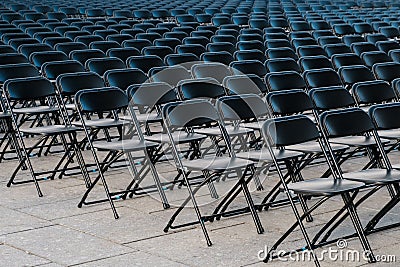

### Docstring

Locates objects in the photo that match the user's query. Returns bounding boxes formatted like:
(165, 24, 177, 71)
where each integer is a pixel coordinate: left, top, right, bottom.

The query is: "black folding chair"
(74, 87, 169, 219)
(162, 99, 264, 246)
(2, 76, 89, 196)
(261, 114, 374, 265)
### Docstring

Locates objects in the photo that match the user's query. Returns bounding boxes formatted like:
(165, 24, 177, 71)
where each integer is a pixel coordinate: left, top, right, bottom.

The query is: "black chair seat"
(144, 132, 206, 144)
(20, 125, 79, 135)
(73, 118, 124, 129)
(13, 106, 59, 115)
(330, 136, 389, 147)
(93, 139, 158, 152)
(286, 178, 364, 196)
(182, 157, 253, 172)
(236, 148, 302, 162)
(287, 141, 348, 153)
(343, 169, 400, 185)
(195, 125, 253, 136)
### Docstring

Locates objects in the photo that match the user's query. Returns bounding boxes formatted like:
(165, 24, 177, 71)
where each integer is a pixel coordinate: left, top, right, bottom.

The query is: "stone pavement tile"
(0, 206, 52, 236)
(0, 244, 50, 267)
(18, 198, 111, 221)
(34, 263, 64, 267)
(53, 207, 170, 244)
(2, 225, 134, 266)
(75, 251, 188, 267)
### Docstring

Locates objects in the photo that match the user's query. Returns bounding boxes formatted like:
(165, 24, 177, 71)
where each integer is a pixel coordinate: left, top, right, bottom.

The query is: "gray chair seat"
(343, 169, 400, 185)
(195, 125, 253, 136)
(20, 125, 79, 135)
(145, 131, 206, 144)
(377, 129, 400, 139)
(330, 136, 389, 147)
(13, 106, 58, 115)
(286, 178, 364, 196)
(93, 139, 158, 152)
(73, 118, 124, 129)
(121, 113, 162, 123)
(182, 156, 253, 172)
(287, 141, 348, 153)
(236, 148, 303, 162)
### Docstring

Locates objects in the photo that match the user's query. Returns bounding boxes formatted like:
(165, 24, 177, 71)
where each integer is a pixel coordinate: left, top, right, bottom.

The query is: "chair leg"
(342, 192, 376, 263)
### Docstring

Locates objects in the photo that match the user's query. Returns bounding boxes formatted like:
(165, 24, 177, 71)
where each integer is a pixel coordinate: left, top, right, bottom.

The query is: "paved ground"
(1, 147, 400, 267)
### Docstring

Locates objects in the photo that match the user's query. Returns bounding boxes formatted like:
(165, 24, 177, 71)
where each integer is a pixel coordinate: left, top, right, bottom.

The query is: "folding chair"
(361, 51, 391, 67)
(311, 107, 400, 246)
(162, 99, 264, 245)
(54, 42, 87, 56)
(260, 114, 375, 265)
(74, 87, 169, 219)
(2, 76, 89, 196)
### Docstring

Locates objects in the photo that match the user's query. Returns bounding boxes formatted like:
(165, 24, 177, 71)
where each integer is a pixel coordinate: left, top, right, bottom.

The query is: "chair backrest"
(0, 53, 29, 65)
(178, 78, 225, 100)
(267, 89, 313, 115)
(309, 86, 356, 111)
(265, 58, 301, 73)
(373, 62, 400, 82)
(266, 71, 306, 91)
(320, 108, 375, 137)
(262, 115, 320, 147)
(223, 74, 267, 95)
(4, 76, 55, 100)
(331, 53, 363, 69)
(0, 63, 40, 83)
(75, 87, 129, 113)
(57, 71, 105, 95)
(362, 51, 391, 67)
(338, 65, 376, 87)
(104, 68, 148, 91)
(191, 62, 232, 83)
(128, 82, 177, 107)
(299, 55, 333, 71)
(30, 51, 68, 68)
(217, 94, 269, 121)
(162, 99, 220, 128)
(352, 80, 397, 105)
(69, 49, 106, 65)
(369, 103, 400, 130)
(86, 57, 126, 76)
(42, 60, 85, 80)
(150, 65, 191, 87)
(126, 55, 165, 74)
(304, 68, 343, 89)
(230, 60, 267, 77)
